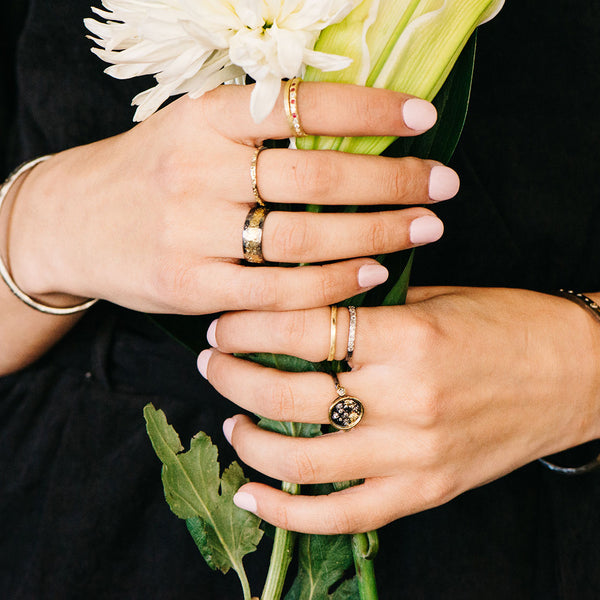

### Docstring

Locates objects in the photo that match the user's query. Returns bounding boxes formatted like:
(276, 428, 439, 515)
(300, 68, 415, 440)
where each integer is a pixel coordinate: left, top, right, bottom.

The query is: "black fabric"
(2, 1, 600, 598)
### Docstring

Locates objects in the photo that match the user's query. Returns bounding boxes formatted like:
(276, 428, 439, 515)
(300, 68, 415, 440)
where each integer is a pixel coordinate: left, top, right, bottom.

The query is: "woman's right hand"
(8, 82, 459, 315)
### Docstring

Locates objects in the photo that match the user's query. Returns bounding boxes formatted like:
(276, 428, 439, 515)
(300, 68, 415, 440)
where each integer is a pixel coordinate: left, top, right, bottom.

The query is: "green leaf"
(382, 249, 415, 307)
(384, 31, 477, 164)
(258, 417, 322, 439)
(285, 534, 357, 600)
(330, 579, 360, 600)
(143, 404, 263, 586)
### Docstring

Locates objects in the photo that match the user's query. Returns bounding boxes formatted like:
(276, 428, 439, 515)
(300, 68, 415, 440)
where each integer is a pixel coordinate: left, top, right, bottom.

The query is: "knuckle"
(411, 381, 444, 428)
(266, 377, 298, 421)
(274, 311, 308, 347)
(327, 505, 356, 535)
(418, 430, 446, 469)
(364, 216, 391, 254)
(292, 153, 337, 200)
(272, 502, 292, 531)
(420, 470, 458, 508)
(246, 273, 280, 310)
(316, 267, 340, 306)
(151, 259, 195, 311)
(268, 217, 314, 260)
(387, 157, 421, 200)
(403, 308, 443, 363)
(356, 96, 385, 132)
(154, 150, 193, 198)
(285, 447, 318, 484)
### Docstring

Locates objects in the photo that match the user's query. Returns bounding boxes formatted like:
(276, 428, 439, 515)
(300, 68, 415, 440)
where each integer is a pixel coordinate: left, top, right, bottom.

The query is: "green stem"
(235, 563, 253, 600)
(261, 482, 300, 600)
(352, 533, 379, 600)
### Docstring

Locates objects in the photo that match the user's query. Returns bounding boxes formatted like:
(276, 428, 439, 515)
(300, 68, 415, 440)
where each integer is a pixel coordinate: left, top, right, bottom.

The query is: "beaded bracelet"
(538, 290, 600, 475)
(0, 156, 98, 315)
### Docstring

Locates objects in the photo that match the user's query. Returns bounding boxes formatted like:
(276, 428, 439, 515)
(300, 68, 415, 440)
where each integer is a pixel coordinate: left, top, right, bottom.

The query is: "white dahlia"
(85, 0, 362, 123)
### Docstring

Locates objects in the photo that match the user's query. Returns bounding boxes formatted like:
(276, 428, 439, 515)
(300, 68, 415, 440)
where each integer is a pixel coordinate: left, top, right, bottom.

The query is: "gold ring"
(250, 145, 266, 205)
(346, 306, 357, 360)
(327, 305, 338, 361)
(328, 373, 364, 431)
(242, 204, 270, 264)
(284, 77, 306, 137)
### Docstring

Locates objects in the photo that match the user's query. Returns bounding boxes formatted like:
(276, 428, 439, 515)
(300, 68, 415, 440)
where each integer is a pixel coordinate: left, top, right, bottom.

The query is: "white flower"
(85, 0, 362, 122)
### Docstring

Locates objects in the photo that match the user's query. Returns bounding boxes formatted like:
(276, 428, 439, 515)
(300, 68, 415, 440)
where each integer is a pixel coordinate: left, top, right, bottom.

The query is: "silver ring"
(347, 306, 356, 360)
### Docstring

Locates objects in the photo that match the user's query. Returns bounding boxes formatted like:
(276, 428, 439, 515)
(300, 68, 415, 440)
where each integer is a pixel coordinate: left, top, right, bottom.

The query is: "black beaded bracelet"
(538, 290, 600, 475)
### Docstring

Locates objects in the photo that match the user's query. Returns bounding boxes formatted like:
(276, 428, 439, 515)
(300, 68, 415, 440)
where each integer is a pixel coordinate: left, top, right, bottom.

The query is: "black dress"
(2, 2, 600, 598)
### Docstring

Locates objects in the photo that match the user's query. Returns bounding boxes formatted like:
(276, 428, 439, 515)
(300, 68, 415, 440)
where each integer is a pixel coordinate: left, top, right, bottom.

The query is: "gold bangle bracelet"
(0, 156, 99, 315)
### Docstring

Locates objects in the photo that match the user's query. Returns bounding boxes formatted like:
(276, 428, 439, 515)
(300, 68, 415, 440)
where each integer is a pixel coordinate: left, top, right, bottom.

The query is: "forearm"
(0, 282, 83, 376)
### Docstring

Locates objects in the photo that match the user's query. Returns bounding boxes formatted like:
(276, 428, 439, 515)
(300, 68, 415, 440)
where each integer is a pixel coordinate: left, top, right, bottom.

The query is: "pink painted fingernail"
(403, 98, 437, 132)
(197, 349, 213, 379)
(429, 166, 460, 202)
(207, 318, 218, 347)
(358, 264, 389, 288)
(223, 417, 237, 444)
(410, 215, 444, 245)
(233, 491, 258, 513)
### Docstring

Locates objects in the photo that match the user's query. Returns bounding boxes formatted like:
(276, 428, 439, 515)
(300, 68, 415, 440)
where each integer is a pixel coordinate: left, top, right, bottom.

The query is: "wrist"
(561, 291, 600, 443)
(5, 154, 91, 306)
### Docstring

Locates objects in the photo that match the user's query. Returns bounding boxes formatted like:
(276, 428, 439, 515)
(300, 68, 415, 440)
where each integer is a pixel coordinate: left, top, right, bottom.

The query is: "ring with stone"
(284, 77, 306, 137)
(328, 373, 364, 431)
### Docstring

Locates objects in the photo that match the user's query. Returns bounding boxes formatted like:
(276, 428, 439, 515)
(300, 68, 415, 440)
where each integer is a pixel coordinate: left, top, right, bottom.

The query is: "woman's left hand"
(197, 287, 600, 534)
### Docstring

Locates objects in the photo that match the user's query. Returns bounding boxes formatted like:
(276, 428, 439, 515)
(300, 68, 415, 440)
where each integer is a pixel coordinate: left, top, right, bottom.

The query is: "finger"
(158, 259, 390, 314)
(209, 307, 343, 361)
(199, 350, 341, 423)
(222, 415, 402, 484)
(263, 208, 443, 263)
(206, 306, 404, 364)
(235, 148, 459, 206)
(202, 82, 438, 142)
(233, 478, 402, 535)
(219, 206, 444, 262)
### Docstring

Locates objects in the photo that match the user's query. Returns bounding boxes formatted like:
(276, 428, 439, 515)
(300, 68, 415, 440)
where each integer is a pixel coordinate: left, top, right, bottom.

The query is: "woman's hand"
(198, 287, 600, 534)
(7, 83, 458, 315)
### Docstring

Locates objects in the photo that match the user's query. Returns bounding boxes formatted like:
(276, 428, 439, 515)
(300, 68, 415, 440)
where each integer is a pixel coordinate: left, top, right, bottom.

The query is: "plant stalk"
(352, 533, 379, 600)
(260, 482, 300, 600)
(236, 565, 254, 600)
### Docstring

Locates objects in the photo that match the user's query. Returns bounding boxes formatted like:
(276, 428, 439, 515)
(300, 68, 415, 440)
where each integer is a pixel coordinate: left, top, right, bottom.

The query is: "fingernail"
(403, 98, 437, 132)
(233, 491, 258, 513)
(429, 166, 460, 202)
(410, 215, 444, 245)
(197, 349, 213, 379)
(207, 318, 218, 347)
(358, 264, 389, 288)
(223, 417, 237, 444)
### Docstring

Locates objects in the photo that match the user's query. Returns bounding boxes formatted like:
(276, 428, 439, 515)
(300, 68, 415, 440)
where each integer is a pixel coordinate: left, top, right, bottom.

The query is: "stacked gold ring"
(250, 145, 266, 205)
(284, 77, 306, 137)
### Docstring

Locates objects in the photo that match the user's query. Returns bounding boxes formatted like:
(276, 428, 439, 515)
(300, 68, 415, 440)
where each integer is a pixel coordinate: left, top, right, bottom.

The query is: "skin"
(200, 287, 600, 535)
(0, 82, 457, 375)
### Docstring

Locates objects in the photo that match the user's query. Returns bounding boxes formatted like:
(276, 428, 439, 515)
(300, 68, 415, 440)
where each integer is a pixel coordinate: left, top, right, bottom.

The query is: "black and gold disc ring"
(328, 373, 364, 431)
(242, 204, 270, 264)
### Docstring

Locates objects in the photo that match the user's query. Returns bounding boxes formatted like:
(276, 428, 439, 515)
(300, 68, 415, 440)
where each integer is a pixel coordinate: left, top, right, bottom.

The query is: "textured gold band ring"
(250, 145, 266, 205)
(242, 204, 270, 264)
(284, 77, 306, 137)
(328, 373, 364, 431)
